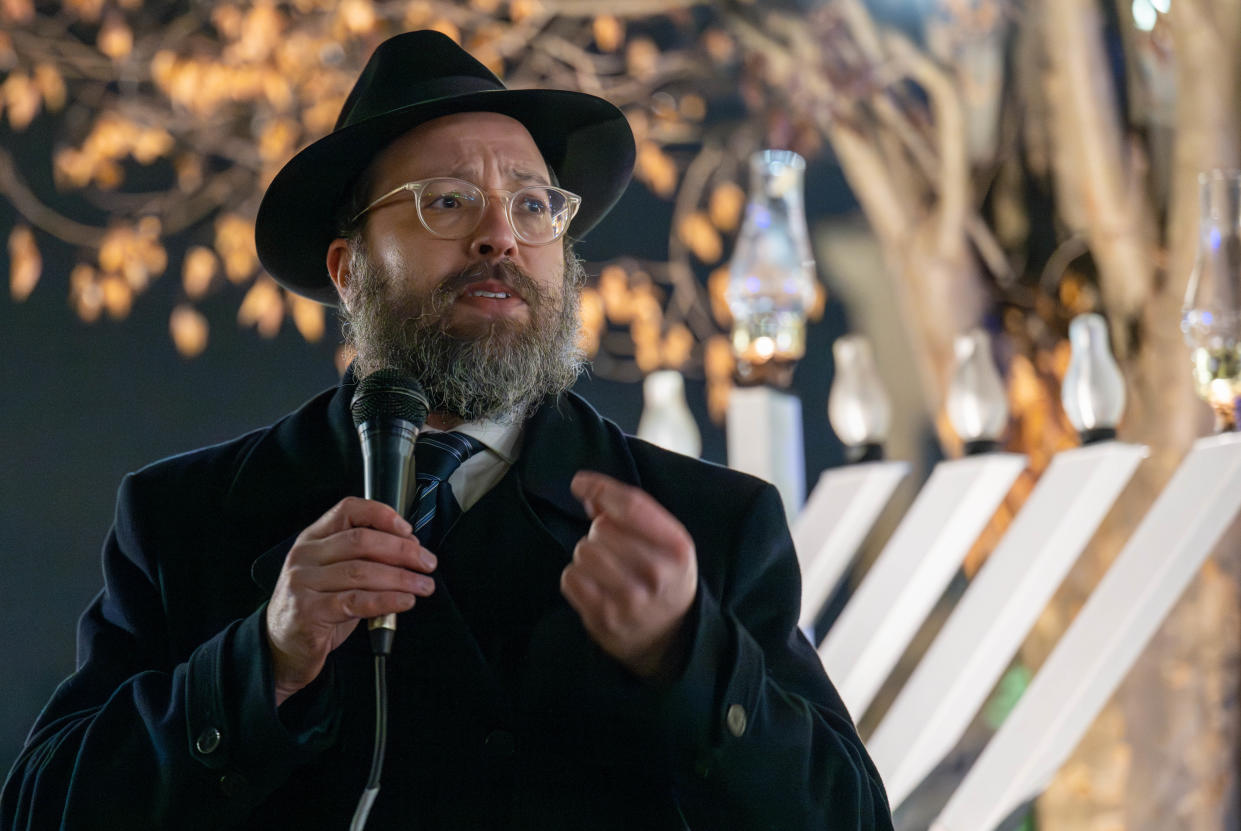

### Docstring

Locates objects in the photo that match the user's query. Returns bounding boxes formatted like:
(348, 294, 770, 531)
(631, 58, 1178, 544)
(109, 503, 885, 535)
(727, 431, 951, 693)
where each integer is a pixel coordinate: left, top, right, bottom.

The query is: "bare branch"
(0, 147, 105, 248)
(886, 31, 969, 261)
(666, 142, 726, 342)
(1043, 0, 1155, 321)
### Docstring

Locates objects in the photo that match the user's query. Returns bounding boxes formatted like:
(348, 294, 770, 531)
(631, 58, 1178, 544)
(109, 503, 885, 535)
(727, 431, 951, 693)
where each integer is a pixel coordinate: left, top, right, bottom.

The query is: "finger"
(560, 563, 605, 621)
(301, 497, 413, 542)
(570, 471, 689, 548)
(327, 588, 422, 624)
(575, 529, 662, 594)
(298, 559, 436, 597)
(572, 535, 656, 595)
(297, 527, 437, 572)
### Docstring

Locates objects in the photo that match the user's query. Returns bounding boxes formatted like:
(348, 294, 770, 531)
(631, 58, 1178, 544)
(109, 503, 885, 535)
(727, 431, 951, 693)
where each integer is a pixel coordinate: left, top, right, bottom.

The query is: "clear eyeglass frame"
(350, 177, 582, 246)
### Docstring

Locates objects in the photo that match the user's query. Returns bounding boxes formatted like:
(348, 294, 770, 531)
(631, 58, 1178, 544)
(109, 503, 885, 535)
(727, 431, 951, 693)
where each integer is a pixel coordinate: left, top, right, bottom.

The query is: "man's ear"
(326, 238, 352, 306)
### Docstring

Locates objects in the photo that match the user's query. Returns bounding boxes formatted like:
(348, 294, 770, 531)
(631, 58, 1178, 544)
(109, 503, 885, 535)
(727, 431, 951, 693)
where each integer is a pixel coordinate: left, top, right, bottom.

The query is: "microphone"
(350, 368, 429, 655)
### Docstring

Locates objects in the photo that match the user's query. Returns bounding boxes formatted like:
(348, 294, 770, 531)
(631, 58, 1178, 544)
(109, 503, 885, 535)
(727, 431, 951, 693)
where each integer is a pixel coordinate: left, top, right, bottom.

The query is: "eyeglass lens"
(417, 178, 573, 243)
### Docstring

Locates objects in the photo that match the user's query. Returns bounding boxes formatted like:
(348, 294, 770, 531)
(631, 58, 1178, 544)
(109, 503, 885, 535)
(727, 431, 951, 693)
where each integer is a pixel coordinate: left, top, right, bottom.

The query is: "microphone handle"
(356, 417, 419, 652)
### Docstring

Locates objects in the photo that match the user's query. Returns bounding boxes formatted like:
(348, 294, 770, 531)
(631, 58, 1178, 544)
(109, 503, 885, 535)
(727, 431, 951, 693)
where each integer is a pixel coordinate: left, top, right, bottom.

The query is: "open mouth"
(456, 279, 525, 304)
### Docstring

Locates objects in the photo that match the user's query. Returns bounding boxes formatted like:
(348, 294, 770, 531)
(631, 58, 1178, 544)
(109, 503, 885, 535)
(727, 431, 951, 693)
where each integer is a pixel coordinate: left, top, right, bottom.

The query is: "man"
(2, 31, 892, 830)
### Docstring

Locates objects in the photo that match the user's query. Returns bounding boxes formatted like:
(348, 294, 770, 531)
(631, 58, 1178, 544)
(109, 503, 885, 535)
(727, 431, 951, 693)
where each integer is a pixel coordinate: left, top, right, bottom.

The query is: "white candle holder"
(793, 460, 909, 637)
(870, 441, 1148, 807)
(818, 452, 1027, 717)
(932, 432, 1241, 831)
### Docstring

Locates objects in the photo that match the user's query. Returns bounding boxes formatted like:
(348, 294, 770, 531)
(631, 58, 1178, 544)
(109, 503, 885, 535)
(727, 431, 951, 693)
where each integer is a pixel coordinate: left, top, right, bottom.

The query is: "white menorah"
(727, 389, 1241, 831)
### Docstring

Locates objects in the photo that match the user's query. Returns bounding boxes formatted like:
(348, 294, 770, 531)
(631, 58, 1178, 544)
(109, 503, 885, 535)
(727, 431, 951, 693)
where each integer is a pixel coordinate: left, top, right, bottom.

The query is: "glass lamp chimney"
(946, 328, 1009, 452)
(726, 150, 818, 384)
(828, 335, 892, 462)
(1182, 169, 1241, 430)
(1061, 313, 1126, 442)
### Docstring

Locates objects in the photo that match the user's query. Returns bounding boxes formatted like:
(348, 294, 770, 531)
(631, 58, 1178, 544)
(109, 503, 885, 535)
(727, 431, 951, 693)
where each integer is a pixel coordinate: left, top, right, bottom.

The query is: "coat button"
(483, 729, 515, 758)
(195, 727, 221, 754)
(726, 704, 747, 738)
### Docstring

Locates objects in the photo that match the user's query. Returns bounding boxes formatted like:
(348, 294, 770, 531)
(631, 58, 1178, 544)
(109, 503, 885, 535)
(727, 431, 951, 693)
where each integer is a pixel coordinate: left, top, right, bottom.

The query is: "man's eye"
(428, 192, 470, 209)
(519, 194, 550, 214)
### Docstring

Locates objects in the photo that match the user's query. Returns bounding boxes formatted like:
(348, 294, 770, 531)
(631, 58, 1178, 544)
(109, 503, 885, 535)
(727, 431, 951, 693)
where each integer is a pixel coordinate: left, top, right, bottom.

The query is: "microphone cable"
(349, 628, 393, 831)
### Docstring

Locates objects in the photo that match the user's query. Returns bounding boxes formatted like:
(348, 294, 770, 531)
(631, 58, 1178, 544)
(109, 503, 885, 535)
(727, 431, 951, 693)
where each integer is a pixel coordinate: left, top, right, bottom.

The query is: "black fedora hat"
(255, 30, 635, 304)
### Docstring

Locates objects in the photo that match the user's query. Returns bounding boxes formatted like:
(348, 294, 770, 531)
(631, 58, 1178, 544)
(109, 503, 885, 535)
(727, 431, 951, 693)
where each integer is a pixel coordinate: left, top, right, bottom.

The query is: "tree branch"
(0, 147, 105, 247)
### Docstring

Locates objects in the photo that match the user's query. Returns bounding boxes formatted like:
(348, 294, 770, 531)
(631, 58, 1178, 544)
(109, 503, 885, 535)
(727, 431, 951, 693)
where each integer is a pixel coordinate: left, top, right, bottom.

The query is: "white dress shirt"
(415, 419, 524, 513)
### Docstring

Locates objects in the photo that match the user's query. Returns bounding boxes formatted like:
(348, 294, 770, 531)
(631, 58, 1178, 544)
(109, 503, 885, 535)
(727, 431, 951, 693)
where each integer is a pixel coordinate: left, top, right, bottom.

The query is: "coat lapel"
(241, 375, 363, 597)
(516, 391, 643, 555)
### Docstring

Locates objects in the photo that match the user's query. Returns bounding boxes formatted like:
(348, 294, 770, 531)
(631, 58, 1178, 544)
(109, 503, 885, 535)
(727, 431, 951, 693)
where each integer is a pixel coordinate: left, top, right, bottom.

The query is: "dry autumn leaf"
(509, 0, 540, 25)
(92, 158, 123, 189)
(175, 153, 204, 193)
(70, 263, 104, 323)
(132, 127, 174, 164)
(235, 3, 284, 61)
(593, 15, 624, 53)
(100, 273, 133, 318)
(170, 304, 209, 358)
(704, 334, 735, 381)
(33, 63, 65, 111)
(290, 294, 325, 341)
(258, 119, 298, 162)
(182, 246, 218, 299)
(703, 28, 735, 64)
(708, 265, 732, 327)
(215, 214, 258, 283)
(625, 37, 659, 82)
(1, 0, 33, 24)
(708, 181, 745, 233)
(403, 0, 434, 28)
(578, 287, 605, 357)
(677, 211, 723, 263)
(598, 264, 633, 324)
(661, 323, 694, 370)
(339, 0, 377, 35)
(4, 71, 39, 130)
(8, 225, 40, 301)
(238, 278, 284, 337)
(680, 93, 707, 122)
(635, 141, 677, 198)
(97, 13, 133, 60)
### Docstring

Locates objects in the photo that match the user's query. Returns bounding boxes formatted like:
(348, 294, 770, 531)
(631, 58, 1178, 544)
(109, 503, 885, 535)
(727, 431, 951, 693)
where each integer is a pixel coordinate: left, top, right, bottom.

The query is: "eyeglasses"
(351, 177, 582, 246)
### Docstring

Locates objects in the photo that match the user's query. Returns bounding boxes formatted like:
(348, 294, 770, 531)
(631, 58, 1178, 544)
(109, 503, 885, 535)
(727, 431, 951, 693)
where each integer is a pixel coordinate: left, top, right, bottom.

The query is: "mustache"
(432, 261, 543, 306)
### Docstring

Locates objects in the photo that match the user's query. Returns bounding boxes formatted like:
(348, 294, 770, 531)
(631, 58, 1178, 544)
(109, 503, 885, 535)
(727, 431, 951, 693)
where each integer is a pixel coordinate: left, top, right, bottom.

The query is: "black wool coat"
(2, 379, 892, 830)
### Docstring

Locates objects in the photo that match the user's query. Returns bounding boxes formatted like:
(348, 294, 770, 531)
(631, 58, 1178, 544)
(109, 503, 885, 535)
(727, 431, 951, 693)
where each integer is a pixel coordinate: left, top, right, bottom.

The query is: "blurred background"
(2, 1, 1238, 828)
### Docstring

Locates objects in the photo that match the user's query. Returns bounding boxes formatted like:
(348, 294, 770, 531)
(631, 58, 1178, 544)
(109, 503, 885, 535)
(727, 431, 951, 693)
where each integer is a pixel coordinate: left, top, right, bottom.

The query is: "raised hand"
(561, 471, 698, 681)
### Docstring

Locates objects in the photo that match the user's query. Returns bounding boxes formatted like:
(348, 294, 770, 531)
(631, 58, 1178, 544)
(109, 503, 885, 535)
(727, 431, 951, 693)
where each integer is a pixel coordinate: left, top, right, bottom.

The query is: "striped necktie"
(412, 431, 486, 548)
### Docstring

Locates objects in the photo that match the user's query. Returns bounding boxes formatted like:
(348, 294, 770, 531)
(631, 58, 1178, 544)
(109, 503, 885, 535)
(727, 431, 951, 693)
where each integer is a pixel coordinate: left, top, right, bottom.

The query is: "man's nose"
(469, 196, 519, 260)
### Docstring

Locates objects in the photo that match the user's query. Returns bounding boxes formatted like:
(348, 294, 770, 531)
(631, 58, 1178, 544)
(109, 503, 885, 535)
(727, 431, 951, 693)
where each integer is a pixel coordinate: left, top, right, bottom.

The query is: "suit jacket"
(2, 378, 892, 830)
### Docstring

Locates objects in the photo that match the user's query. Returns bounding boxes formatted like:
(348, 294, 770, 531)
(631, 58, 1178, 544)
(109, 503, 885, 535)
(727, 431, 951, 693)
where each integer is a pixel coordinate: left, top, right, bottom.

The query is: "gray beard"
(339, 243, 587, 423)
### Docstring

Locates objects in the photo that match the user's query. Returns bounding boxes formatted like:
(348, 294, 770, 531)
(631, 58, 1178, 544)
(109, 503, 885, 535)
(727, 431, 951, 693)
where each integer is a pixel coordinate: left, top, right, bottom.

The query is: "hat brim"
(256, 88, 635, 305)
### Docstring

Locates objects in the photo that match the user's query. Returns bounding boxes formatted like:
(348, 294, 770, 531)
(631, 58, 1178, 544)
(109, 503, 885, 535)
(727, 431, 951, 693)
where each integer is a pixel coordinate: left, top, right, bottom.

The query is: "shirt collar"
(421, 418, 523, 465)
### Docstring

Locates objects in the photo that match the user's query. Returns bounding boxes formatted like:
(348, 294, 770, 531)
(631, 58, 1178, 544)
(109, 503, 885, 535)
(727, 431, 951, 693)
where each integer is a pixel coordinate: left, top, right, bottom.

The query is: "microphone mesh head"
(350, 368, 429, 428)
